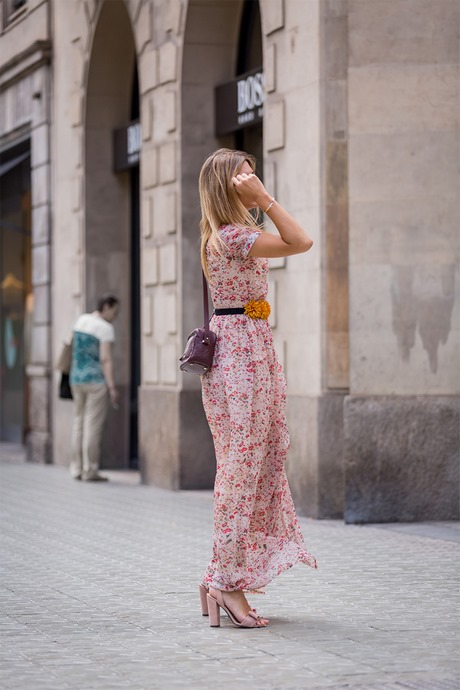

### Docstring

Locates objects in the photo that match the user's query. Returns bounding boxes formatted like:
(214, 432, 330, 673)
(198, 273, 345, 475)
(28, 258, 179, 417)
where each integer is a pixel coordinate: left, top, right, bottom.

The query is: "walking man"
(69, 294, 119, 481)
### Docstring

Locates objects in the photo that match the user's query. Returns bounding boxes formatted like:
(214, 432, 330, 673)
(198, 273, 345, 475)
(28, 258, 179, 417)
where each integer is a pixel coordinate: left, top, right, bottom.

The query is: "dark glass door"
(129, 165, 140, 469)
(129, 64, 140, 469)
(0, 147, 31, 443)
(235, 0, 263, 180)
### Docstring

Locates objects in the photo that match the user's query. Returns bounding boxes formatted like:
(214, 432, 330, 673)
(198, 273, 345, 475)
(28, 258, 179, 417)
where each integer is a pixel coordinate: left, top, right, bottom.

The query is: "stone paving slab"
(0, 459, 459, 690)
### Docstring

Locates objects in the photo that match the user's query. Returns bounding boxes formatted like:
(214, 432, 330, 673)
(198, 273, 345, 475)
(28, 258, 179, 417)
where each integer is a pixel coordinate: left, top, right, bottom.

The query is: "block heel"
(198, 584, 209, 616)
(206, 593, 221, 627)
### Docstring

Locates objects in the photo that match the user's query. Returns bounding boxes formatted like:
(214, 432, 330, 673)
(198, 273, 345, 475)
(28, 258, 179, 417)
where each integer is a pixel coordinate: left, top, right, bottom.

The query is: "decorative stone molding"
(70, 256, 82, 297)
(143, 338, 159, 383)
(264, 160, 277, 198)
(165, 292, 177, 335)
(159, 141, 176, 183)
(32, 245, 50, 285)
(152, 184, 177, 236)
(71, 178, 82, 212)
(159, 242, 176, 283)
(84, 0, 99, 26)
(31, 123, 49, 167)
(265, 99, 284, 151)
(142, 196, 153, 238)
(140, 48, 157, 93)
(135, 1, 153, 54)
(142, 95, 153, 141)
(142, 294, 153, 335)
(165, 190, 177, 234)
(0, 40, 51, 90)
(160, 343, 177, 384)
(33, 285, 50, 325)
(32, 205, 50, 245)
(31, 165, 49, 208)
(265, 43, 276, 93)
(142, 145, 157, 188)
(143, 247, 158, 286)
(130, 0, 143, 24)
(263, 0, 284, 36)
(70, 90, 83, 127)
(164, 0, 182, 35)
(159, 41, 177, 84)
(164, 90, 176, 132)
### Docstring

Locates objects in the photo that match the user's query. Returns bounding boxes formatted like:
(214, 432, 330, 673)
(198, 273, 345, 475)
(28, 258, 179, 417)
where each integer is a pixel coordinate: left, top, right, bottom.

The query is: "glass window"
(0, 144, 31, 443)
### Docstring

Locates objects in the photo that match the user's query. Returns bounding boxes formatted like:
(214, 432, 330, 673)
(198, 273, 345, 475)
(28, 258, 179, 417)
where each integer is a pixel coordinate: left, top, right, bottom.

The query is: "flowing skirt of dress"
(201, 314, 317, 592)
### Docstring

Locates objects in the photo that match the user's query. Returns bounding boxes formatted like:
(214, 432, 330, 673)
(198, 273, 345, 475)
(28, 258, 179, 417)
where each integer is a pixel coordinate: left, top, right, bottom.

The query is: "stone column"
(0, 0, 52, 462)
(262, 0, 346, 519)
(345, 0, 460, 522)
(27, 60, 53, 462)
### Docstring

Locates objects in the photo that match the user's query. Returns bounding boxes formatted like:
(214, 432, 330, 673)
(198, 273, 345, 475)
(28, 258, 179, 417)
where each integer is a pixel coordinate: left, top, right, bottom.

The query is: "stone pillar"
(27, 61, 53, 462)
(262, 0, 346, 518)
(345, 0, 460, 522)
(53, 0, 139, 469)
(138, 0, 214, 488)
(52, 0, 92, 467)
(0, 1, 52, 462)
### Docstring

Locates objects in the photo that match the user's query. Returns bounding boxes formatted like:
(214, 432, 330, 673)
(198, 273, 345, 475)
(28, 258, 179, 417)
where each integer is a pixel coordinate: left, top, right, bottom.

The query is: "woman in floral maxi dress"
(199, 149, 317, 629)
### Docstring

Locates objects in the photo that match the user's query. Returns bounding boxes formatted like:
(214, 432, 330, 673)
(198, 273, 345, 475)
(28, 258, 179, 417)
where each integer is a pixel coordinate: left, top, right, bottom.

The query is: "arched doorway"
(178, 0, 264, 486)
(85, 0, 140, 469)
(181, 0, 264, 334)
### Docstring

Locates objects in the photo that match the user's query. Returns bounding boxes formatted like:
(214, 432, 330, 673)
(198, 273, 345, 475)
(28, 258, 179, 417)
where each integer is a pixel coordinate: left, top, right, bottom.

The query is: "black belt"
(214, 308, 245, 315)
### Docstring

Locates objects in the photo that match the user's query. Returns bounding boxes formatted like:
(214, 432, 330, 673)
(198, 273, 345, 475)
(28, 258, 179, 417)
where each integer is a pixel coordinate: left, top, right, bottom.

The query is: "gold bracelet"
(264, 197, 275, 214)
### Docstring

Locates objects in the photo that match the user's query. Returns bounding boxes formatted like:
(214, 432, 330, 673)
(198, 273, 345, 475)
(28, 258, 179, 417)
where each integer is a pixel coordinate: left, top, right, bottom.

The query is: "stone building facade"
(1, 0, 458, 522)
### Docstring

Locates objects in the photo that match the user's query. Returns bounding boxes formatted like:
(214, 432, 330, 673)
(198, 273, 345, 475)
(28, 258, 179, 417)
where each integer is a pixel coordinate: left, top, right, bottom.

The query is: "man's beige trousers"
(70, 383, 108, 480)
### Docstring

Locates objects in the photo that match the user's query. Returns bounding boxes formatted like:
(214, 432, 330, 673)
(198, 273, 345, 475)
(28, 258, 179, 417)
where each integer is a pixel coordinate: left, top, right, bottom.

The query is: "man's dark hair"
(97, 294, 119, 312)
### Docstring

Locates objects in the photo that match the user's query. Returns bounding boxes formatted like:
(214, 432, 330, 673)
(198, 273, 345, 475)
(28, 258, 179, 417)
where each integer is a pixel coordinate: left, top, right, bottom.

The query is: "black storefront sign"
(113, 120, 141, 172)
(215, 68, 264, 136)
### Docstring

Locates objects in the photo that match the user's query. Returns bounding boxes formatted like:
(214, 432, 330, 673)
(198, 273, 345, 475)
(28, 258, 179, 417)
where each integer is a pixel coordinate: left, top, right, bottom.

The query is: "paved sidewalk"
(0, 459, 459, 690)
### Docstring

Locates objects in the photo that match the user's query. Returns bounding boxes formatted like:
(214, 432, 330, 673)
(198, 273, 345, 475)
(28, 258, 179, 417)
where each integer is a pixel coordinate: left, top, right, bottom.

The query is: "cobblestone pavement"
(0, 457, 459, 690)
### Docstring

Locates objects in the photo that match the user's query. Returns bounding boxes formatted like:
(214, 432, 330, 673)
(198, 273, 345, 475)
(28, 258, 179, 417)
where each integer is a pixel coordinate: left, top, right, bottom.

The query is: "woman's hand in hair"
(231, 169, 272, 211)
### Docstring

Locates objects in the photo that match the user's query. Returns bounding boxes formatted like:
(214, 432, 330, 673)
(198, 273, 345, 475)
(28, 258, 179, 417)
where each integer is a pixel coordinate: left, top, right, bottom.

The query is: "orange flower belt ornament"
(244, 299, 271, 320)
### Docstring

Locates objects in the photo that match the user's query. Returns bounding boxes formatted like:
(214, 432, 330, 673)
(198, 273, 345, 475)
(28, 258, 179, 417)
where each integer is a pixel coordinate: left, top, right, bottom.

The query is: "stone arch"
(84, 0, 139, 467)
(167, 0, 264, 489)
(180, 0, 264, 353)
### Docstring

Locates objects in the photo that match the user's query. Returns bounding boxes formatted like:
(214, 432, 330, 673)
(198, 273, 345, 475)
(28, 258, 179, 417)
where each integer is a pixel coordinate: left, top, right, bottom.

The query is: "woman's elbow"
(299, 236, 313, 253)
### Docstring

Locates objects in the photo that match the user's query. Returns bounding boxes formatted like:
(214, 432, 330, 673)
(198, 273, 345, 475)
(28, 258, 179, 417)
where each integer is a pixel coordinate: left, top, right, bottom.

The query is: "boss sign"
(237, 72, 264, 125)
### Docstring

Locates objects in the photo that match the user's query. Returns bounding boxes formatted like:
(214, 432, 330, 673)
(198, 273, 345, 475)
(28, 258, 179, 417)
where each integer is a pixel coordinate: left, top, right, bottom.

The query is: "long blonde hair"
(199, 148, 261, 279)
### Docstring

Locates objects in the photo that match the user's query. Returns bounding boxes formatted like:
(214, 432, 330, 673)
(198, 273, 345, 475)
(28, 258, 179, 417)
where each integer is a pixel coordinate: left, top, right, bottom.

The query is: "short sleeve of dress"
(220, 225, 260, 259)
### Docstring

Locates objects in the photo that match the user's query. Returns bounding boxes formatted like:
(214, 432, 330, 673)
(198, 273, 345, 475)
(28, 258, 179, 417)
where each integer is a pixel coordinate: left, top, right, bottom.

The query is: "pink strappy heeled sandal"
(198, 584, 263, 619)
(206, 589, 268, 628)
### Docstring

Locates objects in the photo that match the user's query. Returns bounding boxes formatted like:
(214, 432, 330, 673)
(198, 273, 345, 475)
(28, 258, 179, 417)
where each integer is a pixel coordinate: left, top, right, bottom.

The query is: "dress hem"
(203, 551, 317, 593)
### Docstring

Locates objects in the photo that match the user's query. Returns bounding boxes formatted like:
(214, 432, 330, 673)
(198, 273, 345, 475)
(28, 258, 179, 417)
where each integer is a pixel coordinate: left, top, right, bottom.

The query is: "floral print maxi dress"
(201, 225, 317, 593)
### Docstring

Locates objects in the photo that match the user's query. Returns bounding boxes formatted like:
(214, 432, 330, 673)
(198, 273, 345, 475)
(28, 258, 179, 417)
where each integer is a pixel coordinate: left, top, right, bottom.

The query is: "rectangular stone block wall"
(344, 396, 460, 523)
(348, 0, 460, 395)
(345, 0, 460, 521)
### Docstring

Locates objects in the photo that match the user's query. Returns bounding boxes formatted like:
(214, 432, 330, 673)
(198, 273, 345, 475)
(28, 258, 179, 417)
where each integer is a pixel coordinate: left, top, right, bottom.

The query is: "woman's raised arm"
(231, 172, 313, 258)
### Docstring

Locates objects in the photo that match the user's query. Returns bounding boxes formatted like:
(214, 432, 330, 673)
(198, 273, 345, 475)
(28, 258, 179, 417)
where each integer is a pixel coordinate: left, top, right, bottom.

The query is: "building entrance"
(0, 141, 31, 443)
(214, 0, 263, 176)
(128, 68, 140, 470)
(85, 0, 139, 469)
(235, 0, 263, 177)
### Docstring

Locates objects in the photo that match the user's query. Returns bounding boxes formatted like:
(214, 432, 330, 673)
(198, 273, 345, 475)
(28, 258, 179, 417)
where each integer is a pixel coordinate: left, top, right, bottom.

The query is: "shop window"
(0, 140, 32, 443)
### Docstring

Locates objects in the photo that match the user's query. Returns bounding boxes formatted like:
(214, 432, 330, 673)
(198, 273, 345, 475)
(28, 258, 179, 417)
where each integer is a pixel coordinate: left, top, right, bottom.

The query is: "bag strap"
(202, 271, 210, 328)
